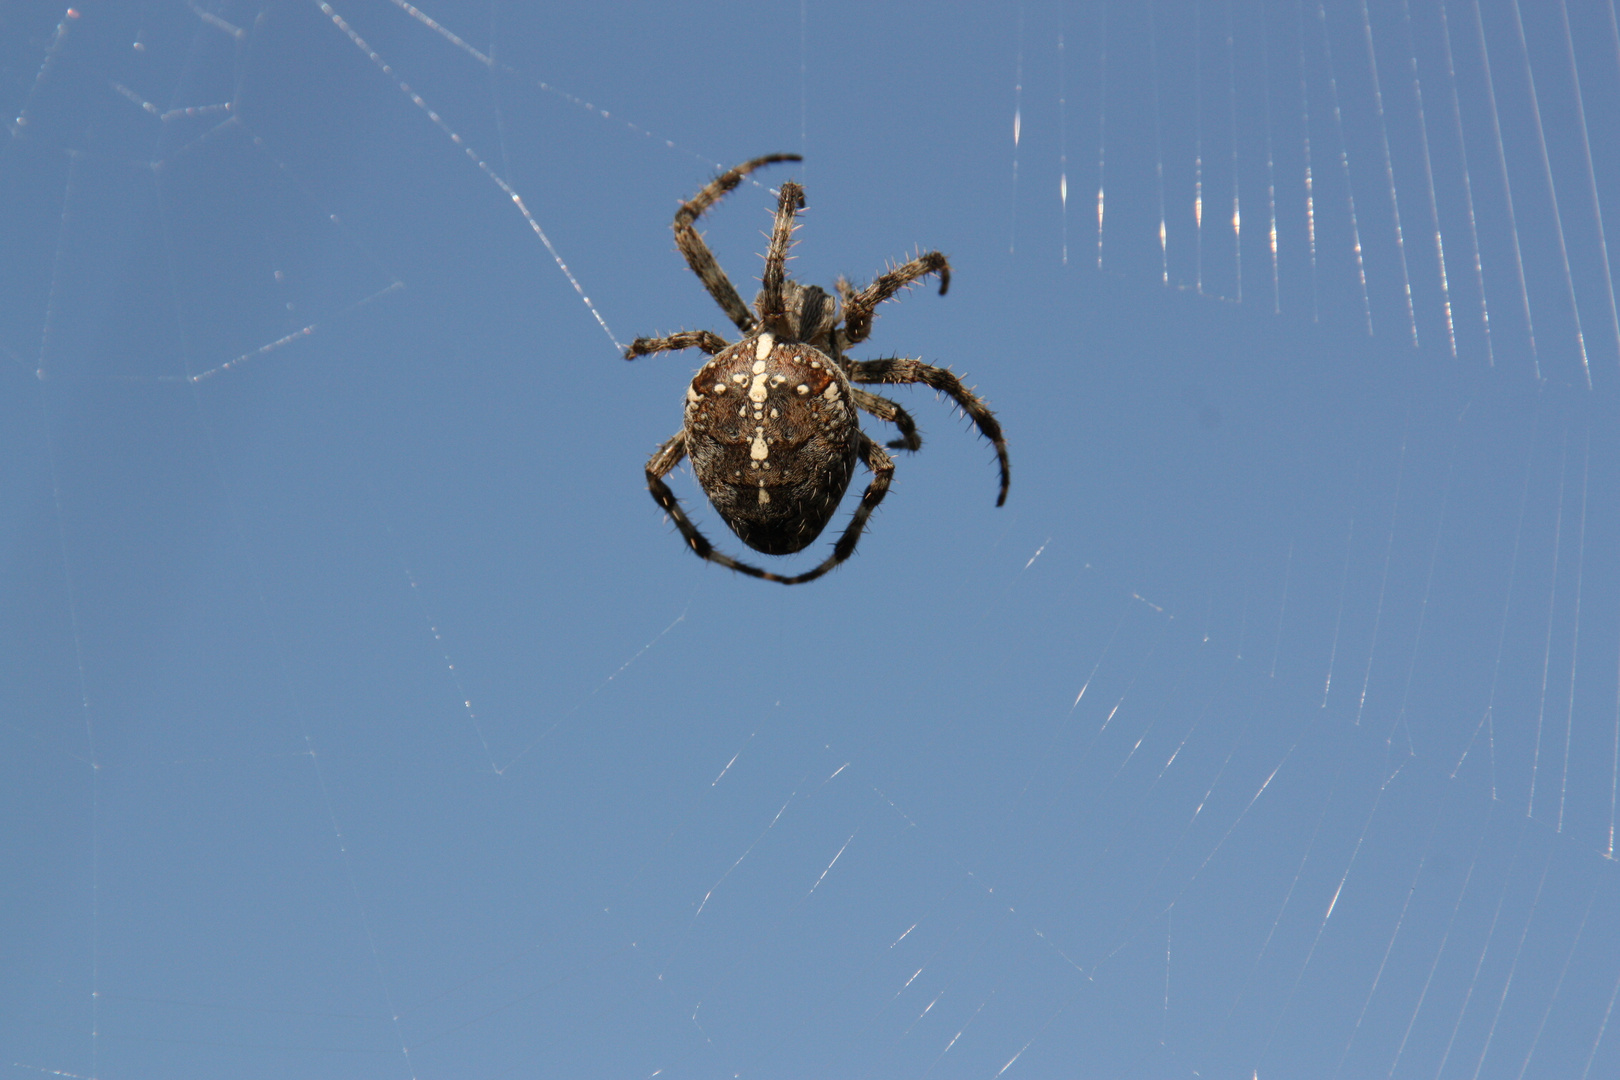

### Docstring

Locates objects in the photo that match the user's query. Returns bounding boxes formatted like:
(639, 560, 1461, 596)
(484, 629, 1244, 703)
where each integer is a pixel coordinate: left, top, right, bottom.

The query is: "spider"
(626, 154, 1010, 585)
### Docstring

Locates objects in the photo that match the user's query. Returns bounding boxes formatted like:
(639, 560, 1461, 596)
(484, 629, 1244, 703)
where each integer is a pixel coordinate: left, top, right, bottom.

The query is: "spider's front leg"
(674, 154, 801, 334)
(624, 330, 730, 360)
(847, 357, 1009, 506)
(840, 252, 952, 346)
(757, 180, 806, 337)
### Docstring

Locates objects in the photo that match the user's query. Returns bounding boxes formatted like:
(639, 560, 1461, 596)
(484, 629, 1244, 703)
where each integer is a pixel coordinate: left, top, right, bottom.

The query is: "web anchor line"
(384, 0, 767, 187)
(316, 1, 623, 354)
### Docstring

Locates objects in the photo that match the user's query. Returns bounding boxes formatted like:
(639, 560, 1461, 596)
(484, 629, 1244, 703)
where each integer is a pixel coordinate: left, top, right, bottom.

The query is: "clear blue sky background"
(4, 2, 1620, 1077)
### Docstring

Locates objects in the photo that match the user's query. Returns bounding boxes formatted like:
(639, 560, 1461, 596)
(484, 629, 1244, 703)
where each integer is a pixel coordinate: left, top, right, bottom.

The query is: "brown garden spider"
(627, 154, 1010, 585)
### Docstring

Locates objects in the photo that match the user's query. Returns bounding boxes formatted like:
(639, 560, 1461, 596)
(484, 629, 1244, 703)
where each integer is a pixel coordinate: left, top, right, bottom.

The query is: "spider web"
(4, 2, 1620, 1078)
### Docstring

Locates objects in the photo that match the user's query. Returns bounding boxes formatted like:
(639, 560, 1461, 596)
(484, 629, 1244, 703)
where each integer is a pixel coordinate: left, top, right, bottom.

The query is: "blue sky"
(4, 2, 1620, 1077)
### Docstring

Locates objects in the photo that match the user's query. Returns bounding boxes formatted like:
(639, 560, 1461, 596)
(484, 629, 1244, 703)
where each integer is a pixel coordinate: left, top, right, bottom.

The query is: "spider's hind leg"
(645, 430, 794, 583)
(644, 430, 895, 586)
(773, 432, 896, 585)
(851, 388, 922, 452)
(847, 357, 1009, 506)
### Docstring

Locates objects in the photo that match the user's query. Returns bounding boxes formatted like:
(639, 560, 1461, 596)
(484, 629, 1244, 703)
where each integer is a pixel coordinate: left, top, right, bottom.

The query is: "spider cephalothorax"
(628, 154, 1010, 585)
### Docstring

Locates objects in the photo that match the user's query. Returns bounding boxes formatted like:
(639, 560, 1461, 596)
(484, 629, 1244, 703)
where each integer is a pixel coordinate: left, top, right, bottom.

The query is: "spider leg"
(840, 252, 951, 346)
(646, 430, 894, 585)
(624, 330, 730, 360)
(674, 154, 801, 334)
(851, 387, 922, 451)
(757, 181, 805, 337)
(846, 357, 1009, 506)
(645, 430, 785, 580)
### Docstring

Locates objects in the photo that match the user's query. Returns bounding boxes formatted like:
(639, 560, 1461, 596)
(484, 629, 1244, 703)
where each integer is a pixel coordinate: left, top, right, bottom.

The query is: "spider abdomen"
(684, 335, 859, 555)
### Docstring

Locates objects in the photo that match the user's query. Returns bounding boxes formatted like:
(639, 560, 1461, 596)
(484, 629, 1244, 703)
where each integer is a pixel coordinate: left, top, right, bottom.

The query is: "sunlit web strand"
(1581, 958, 1620, 1078)
(1203, 725, 1351, 1066)
(1322, 509, 1356, 709)
(1150, 0, 1168, 286)
(1296, 0, 1320, 321)
(1507, 0, 1590, 388)
(1328, 784, 1452, 1080)
(496, 592, 692, 775)
(34, 149, 101, 1077)
(1561, 0, 1620, 370)
(1613, 483, 1620, 857)
(1091, 672, 1315, 975)
(1355, 420, 1410, 727)
(1463, 841, 1555, 1080)
(1514, 884, 1598, 1078)
(97, 116, 409, 384)
(1358, 0, 1418, 348)
(1469, 0, 1539, 379)
(1095, 3, 1107, 271)
(1389, 410, 1462, 753)
(1223, 0, 1240, 304)
(5, 6, 78, 142)
(1526, 428, 1569, 822)
(1057, 12, 1067, 266)
(1010, 3, 1023, 255)
(375, 502, 502, 776)
(1261, 3, 1280, 312)
(188, 1, 247, 41)
(1254, 755, 1412, 1075)
(1078, 648, 1233, 904)
(1429, 818, 1528, 1080)
(1009, 619, 1189, 926)
(1455, 397, 1541, 796)
(384, 0, 781, 192)
(314, 1, 624, 354)
(1315, 2, 1373, 336)
(1383, 798, 1496, 1079)
(1556, 432, 1589, 834)
(864, 782, 1093, 984)
(1438, 0, 1494, 365)
(1194, 0, 1204, 295)
(1398, 0, 1459, 359)
(187, 282, 404, 384)
(154, 171, 421, 1080)
(1269, 538, 1293, 677)
(485, 7, 516, 198)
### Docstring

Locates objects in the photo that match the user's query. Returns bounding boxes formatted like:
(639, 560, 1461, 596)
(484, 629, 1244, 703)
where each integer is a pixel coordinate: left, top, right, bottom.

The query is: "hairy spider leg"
(757, 181, 806, 337)
(645, 429, 896, 585)
(674, 154, 802, 334)
(839, 251, 952, 346)
(849, 387, 923, 451)
(846, 357, 1010, 505)
(623, 329, 730, 360)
